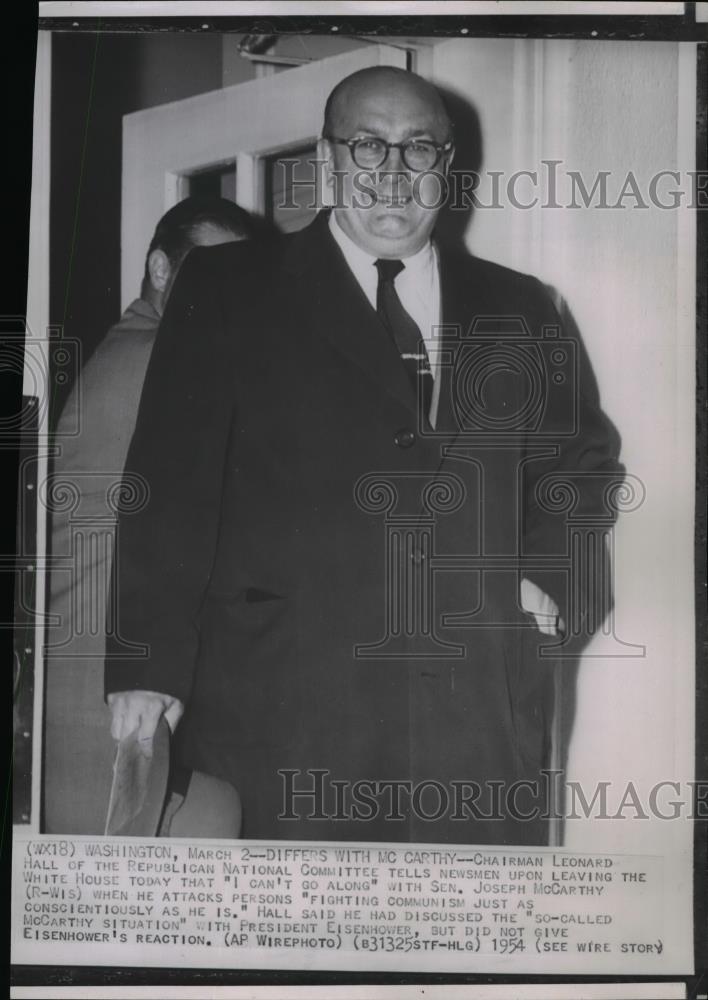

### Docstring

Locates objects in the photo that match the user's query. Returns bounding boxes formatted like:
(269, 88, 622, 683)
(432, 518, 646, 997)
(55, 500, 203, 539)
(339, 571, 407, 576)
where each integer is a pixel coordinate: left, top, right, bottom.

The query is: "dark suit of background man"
(106, 67, 623, 844)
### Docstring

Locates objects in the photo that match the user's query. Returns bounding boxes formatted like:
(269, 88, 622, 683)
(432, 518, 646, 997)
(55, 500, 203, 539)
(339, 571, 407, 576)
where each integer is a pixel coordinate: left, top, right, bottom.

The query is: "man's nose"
(376, 146, 412, 190)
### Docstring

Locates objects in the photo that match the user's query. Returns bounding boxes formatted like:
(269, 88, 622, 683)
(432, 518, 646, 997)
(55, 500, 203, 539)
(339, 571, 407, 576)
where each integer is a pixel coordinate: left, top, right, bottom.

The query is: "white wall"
(431, 38, 695, 855)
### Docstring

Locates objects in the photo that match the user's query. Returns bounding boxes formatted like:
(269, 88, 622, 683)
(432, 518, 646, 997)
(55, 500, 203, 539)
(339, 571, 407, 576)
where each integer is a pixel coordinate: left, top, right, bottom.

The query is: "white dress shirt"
(328, 211, 442, 426)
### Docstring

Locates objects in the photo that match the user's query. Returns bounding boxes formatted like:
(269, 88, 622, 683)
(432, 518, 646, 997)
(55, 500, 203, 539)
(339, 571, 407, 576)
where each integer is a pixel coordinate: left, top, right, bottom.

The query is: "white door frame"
(121, 43, 406, 308)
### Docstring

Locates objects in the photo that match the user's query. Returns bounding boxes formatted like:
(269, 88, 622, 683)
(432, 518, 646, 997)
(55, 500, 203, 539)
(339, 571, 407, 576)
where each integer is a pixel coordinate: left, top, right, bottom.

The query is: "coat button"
(394, 428, 416, 448)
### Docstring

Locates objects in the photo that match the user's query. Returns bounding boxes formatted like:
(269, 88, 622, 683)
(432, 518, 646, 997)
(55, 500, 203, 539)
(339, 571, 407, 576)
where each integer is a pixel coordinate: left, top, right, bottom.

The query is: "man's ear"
(443, 144, 455, 175)
(317, 136, 334, 171)
(147, 249, 172, 294)
(317, 137, 336, 207)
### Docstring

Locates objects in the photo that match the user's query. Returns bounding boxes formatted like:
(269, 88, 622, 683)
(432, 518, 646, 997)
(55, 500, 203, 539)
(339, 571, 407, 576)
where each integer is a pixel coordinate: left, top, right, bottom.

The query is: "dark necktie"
(375, 258, 433, 419)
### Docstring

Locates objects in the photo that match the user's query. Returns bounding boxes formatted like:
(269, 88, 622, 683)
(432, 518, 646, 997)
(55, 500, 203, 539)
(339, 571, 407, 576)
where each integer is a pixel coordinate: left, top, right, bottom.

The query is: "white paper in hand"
(104, 714, 170, 836)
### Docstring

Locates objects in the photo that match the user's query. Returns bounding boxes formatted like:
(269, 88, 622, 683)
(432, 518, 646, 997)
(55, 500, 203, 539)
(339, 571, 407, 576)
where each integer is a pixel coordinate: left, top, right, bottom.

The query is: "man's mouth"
(375, 195, 412, 209)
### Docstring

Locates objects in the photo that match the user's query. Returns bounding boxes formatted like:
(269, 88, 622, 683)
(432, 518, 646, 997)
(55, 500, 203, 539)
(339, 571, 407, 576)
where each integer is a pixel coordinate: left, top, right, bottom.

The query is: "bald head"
(323, 66, 451, 142)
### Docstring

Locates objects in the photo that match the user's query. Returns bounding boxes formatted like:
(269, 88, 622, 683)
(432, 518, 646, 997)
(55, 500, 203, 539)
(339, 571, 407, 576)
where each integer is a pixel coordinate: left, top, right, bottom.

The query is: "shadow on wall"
(434, 85, 483, 256)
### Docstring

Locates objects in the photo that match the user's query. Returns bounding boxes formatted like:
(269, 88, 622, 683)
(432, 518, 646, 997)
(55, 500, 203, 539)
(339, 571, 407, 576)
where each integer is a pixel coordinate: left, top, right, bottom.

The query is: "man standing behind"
(45, 196, 255, 835)
(106, 69, 622, 844)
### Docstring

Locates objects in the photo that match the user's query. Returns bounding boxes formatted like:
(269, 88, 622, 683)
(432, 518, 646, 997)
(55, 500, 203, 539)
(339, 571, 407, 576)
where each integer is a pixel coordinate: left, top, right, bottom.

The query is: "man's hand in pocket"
(520, 577, 566, 636)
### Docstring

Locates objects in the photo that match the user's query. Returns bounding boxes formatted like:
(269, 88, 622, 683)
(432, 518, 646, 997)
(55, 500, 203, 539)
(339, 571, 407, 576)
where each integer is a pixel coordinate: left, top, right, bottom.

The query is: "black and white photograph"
(8, 0, 706, 992)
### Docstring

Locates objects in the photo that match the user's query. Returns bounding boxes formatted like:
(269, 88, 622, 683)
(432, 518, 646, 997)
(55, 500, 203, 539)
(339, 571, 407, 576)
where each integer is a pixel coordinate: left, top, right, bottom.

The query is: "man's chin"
(368, 217, 417, 243)
(337, 213, 430, 257)
(370, 208, 414, 228)
(367, 226, 427, 258)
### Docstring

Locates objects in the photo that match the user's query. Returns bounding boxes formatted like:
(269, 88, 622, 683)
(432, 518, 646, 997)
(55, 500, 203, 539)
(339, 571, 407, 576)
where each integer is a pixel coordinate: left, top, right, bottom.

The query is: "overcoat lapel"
(435, 245, 477, 439)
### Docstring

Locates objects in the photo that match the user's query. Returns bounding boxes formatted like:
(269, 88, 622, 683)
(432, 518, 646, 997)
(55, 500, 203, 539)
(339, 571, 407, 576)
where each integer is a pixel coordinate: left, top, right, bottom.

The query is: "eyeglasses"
(323, 135, 454, 173)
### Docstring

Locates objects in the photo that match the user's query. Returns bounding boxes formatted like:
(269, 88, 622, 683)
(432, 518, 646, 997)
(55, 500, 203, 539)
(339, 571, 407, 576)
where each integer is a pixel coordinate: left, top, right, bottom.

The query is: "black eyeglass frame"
(322, 134, 455, 172)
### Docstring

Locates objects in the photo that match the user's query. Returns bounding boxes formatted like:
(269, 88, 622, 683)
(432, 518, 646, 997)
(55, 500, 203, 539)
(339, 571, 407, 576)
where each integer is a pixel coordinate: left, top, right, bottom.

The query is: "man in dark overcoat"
(105, 66, 622, 844)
